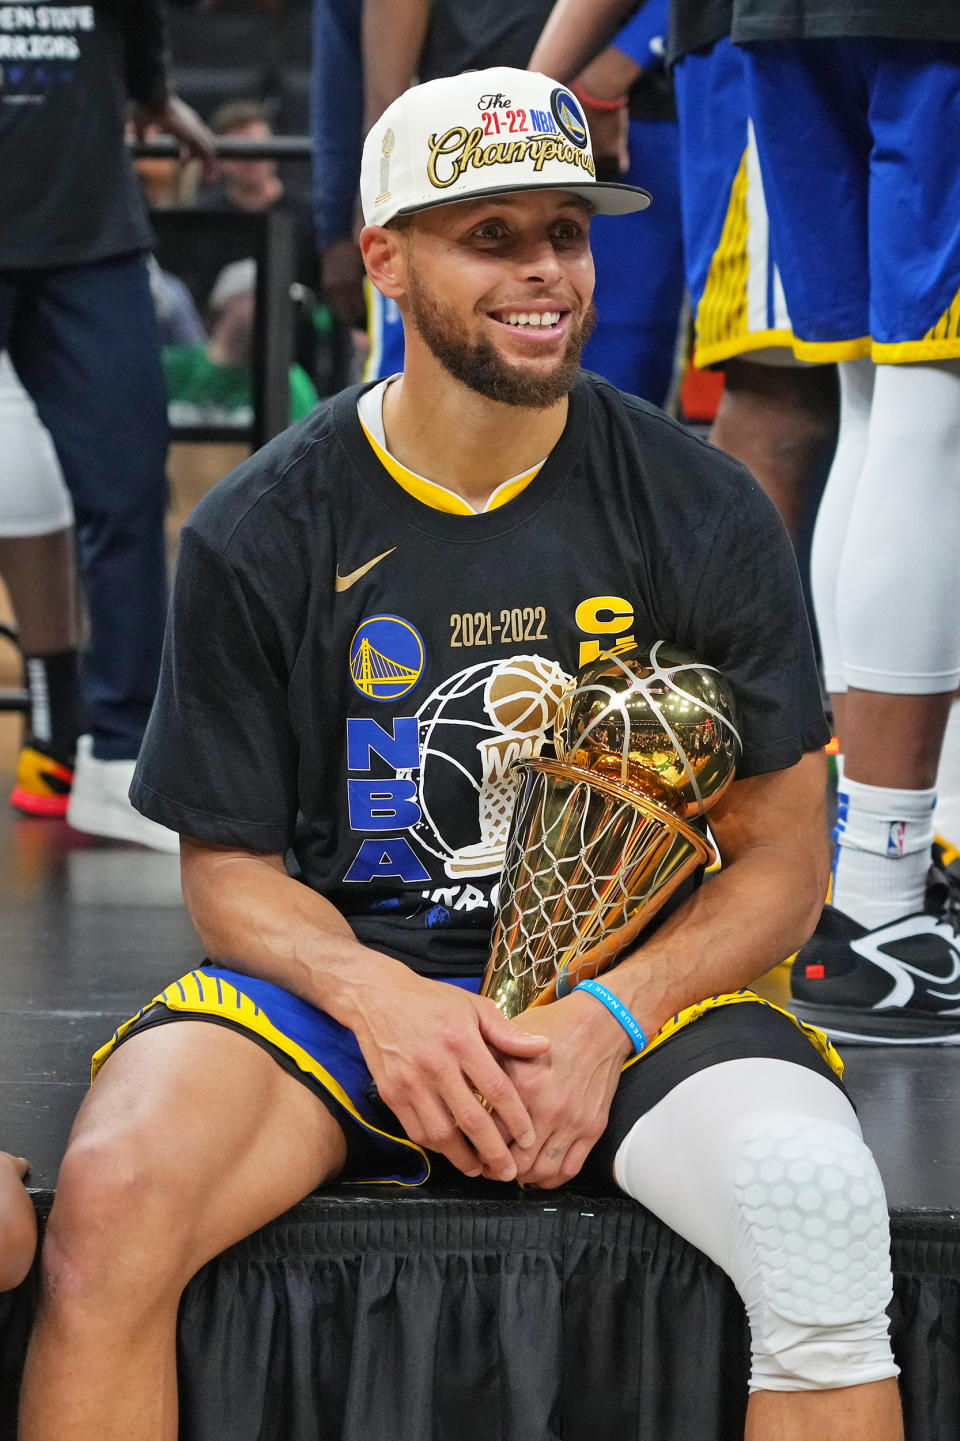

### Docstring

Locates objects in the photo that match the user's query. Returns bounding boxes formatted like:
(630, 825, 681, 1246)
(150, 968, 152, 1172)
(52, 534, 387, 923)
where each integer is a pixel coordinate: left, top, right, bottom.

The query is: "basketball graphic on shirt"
(398, 655, 573, 879)
(485, 656, 570, 737)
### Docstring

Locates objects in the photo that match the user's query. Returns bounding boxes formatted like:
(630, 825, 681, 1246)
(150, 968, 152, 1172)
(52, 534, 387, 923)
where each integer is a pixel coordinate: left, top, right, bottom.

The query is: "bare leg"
(711, 359, 838, 540)
(746, 1378, 904, 1440)
(0, 529, 77, 655)
(19, 1022, 348, 1441)
(841, 689, 953, 791)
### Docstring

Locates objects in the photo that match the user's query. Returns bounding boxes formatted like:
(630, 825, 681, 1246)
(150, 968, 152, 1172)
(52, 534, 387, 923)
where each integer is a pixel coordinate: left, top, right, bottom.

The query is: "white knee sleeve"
(0, 353, 73, 538)
(732, 1113, 894, 1390)
(829, 359, 960, 694)
(613, 1058, 899, 1392)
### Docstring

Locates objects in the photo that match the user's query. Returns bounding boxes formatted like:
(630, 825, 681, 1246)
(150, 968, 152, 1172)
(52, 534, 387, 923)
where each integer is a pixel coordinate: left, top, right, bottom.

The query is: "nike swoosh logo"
(852, 917, 960, 1008)
(335, 548, 396, 592)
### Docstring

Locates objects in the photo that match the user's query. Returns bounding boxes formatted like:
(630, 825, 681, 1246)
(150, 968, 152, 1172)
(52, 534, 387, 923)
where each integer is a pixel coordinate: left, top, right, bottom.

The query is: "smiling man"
(20, 68, 902, 1441)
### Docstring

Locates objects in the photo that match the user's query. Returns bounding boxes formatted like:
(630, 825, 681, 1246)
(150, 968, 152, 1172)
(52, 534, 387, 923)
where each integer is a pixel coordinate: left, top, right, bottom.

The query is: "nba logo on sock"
(887, 821, 906, 857)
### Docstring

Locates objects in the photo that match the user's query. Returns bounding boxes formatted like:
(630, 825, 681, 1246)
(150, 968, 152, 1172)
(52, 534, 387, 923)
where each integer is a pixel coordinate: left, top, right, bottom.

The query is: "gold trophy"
(482, 641, 742, 1019)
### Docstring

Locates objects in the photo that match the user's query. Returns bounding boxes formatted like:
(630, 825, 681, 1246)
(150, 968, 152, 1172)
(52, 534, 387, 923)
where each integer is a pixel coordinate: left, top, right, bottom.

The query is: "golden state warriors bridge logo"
(550, 88, 588, 149)
(350, 615, 425, 702)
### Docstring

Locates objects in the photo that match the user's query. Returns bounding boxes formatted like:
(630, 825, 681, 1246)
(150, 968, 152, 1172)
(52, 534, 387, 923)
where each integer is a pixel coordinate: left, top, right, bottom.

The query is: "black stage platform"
(2, 802, 960, 1439)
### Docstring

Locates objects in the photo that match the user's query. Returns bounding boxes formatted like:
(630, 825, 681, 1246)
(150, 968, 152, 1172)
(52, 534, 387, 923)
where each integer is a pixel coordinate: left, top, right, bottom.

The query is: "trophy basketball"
(482, 641, 742, 1019)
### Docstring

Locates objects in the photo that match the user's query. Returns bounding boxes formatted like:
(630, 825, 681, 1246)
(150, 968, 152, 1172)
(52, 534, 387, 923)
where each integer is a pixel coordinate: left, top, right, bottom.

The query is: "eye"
(471, 219, 510, 241)
(551, 218, 586, 243)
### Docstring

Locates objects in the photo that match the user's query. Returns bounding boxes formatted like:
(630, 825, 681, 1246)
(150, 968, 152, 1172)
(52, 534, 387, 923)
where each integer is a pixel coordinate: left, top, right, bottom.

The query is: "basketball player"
(20, 69, 902, 1441)
(728, 13, 960, 1043)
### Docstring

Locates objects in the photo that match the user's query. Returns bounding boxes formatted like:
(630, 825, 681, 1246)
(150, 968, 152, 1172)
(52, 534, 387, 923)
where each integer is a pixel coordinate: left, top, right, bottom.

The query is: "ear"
(360, 224, 408, 302)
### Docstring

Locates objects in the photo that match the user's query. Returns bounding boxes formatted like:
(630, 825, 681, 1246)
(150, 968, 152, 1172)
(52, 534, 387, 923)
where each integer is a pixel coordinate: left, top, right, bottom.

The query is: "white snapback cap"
(361, 67, 651, 227)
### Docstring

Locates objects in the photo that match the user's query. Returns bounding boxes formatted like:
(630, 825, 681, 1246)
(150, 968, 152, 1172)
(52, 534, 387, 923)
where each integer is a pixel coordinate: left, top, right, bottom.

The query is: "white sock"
(832, 775, 935, 928)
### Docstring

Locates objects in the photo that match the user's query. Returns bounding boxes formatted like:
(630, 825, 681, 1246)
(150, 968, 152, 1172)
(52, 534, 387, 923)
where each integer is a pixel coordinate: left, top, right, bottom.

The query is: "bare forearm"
(529, 0, 636, 82)
(362, 0, 429, 132)
(179, 841, 551, 1181)
(180, 844, 399, 1027)
(610, 843, 827, 1039)
(579, 46, 643, 101)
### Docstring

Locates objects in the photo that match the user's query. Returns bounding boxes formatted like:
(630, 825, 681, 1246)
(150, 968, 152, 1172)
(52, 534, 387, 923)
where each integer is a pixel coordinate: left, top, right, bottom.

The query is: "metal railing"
(134, 133, 326, 448)
(130, 136, 312, 161)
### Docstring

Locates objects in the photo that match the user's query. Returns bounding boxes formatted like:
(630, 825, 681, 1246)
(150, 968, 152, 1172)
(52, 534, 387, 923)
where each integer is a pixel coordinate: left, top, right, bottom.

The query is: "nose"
(518, 235, 564, 287)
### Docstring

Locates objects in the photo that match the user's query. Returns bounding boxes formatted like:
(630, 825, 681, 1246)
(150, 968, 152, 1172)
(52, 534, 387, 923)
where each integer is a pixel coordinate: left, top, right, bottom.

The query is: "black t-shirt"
(669, 0, 960, 61)
(668, 0, 732, 64)
(418, 0, 556, 80)
(731, 1, 960, 44)
(0, 1, 164, 270)
(131, 373, 829, 976)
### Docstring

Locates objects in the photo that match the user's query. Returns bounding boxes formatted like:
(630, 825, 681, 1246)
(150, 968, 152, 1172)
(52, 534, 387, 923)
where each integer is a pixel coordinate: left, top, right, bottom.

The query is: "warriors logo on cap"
(550, 88, 588, 149)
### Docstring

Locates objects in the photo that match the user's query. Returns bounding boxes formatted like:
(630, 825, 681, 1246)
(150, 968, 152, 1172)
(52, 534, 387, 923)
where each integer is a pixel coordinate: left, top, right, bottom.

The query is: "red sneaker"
(10, 739, 74, 818)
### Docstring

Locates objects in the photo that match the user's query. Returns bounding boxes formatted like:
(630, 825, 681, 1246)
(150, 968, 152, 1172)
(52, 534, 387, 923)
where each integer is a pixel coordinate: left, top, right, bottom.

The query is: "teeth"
(502, 311, 561, 328)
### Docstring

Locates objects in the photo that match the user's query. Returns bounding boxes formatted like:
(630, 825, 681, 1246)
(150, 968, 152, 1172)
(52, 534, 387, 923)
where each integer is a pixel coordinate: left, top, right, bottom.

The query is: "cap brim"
(391, 179, 652, 221)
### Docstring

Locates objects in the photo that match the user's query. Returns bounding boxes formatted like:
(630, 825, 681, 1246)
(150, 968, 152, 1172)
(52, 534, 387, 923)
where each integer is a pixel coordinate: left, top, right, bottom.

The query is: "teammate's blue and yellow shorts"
(741, 38, 960, 364)
(673, 36, 800, 367)
(93, 965, 843, 1186)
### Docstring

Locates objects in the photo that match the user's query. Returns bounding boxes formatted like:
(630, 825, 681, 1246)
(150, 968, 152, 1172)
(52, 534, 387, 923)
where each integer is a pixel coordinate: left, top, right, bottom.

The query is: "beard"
(406, 272, 596, 409)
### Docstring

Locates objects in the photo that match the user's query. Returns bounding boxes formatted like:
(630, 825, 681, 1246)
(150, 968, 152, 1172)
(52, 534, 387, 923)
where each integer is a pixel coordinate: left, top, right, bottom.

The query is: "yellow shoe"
(10, 738, 74, 818)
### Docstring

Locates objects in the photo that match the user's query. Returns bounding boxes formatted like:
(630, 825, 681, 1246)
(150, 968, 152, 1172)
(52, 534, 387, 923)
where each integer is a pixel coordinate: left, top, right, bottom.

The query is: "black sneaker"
(790, 847, 960, 1044)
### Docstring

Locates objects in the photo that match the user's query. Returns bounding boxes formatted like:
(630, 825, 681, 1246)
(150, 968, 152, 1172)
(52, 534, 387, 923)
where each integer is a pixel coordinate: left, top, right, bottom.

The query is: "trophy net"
(484, 758, 711, 1017)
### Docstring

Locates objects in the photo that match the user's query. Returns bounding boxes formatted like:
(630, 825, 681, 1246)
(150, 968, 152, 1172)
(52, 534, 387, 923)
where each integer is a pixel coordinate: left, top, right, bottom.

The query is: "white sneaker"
(66, 735, 180, 854)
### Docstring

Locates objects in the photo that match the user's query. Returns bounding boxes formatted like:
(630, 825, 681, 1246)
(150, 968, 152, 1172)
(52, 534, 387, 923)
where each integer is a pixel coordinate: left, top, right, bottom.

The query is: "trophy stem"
(483, 759, 713, 1019)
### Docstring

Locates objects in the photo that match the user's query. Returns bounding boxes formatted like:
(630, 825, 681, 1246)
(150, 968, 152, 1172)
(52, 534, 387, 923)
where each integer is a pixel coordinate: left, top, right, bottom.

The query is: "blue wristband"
(573, 979, 647, 1056)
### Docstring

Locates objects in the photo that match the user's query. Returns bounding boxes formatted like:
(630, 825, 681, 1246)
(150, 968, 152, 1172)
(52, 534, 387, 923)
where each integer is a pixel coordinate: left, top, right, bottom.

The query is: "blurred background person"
(198, 97, 335, 393)
(0, 358, 80, 820)
(530, 0, 686, 407)
(311, 0, 366, 336)
(0, 0, 214, 852)
(163, 258, 319, 428)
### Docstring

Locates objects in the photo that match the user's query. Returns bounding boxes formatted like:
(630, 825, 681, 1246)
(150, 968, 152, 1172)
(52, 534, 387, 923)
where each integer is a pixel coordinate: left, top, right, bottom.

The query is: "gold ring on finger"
(472, 1088, 494, 1112)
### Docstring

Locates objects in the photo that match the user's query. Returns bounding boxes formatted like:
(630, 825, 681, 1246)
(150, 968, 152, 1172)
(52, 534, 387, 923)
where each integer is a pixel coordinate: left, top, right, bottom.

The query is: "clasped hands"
(347, 962, 628, 1190)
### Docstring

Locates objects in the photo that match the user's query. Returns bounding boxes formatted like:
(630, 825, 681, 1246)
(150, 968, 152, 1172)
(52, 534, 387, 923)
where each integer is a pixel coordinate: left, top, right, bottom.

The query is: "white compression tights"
(811, 357, 960, 695)
(613, 1058, 899, 1392)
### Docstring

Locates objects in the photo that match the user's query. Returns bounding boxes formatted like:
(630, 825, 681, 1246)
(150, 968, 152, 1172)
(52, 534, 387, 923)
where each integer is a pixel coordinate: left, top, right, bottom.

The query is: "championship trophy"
(482, 641, 742, 1019)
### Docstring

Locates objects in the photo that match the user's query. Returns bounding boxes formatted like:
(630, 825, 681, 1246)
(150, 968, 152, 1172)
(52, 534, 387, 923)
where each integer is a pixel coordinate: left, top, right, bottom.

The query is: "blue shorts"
(93, 965, 843, 1188)
(674, 37, 799, 367)
(581, 117, 685, 405)
(742, 38, 960, 363)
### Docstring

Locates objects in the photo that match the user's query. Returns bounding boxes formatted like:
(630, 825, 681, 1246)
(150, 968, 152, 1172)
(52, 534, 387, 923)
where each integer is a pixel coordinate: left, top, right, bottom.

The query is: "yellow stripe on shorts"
(92, 970, 432, 1187)
(92, 977, 842, 1174)
(695, 148, 796, 369)
(621, 989, 843, 1080)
